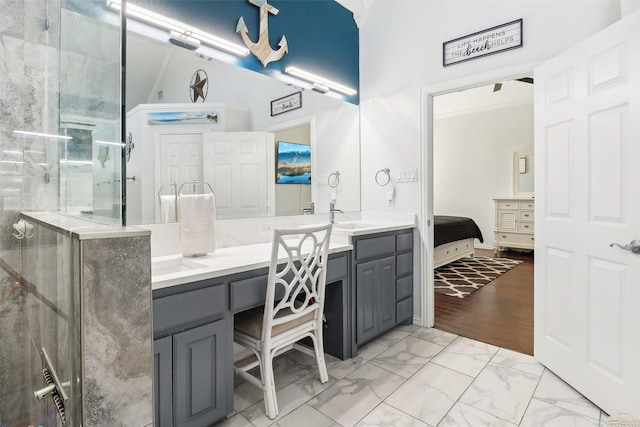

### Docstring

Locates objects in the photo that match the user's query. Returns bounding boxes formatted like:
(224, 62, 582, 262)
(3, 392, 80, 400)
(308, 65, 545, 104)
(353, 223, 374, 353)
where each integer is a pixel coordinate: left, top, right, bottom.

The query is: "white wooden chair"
(233, 224, 332, 419)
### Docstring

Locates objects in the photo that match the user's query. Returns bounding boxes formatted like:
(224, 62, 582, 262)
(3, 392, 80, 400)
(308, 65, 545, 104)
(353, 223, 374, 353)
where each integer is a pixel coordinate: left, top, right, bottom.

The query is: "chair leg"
(312, 328, 329, 383)
(260, 350, 279, 419)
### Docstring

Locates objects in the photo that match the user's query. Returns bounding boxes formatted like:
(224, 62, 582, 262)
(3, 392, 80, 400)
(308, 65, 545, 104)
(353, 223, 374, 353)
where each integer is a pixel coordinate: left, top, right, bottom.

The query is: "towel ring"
(375, 168, 391, 186)
(328, 171, 340, 188)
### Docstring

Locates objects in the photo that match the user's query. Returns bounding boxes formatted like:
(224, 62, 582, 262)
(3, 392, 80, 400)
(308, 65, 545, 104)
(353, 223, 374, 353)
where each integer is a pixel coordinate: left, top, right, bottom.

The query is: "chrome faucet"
(301, 202, 315, 215)
(329, 200, 343, 224)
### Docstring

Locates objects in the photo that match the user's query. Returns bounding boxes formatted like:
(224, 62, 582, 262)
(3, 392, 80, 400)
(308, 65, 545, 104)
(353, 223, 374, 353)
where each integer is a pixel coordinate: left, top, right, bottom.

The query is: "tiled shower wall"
(0, 0, 61, 215)
(1, 0, 135, 425)
(0, 0, 62, 425)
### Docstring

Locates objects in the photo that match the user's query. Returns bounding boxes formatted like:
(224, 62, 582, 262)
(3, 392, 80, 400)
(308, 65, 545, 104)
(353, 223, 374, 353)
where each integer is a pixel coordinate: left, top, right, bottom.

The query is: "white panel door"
(534, 10, 640, 417)
(158, 132, 203, 187)
(203, 132, 270, 219)
(156, 133, 203, 222)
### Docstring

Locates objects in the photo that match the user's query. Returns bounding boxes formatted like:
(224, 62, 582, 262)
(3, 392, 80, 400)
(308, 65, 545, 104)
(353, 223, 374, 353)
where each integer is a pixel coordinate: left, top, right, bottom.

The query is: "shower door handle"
(33, 348, 69, 423)
(34, 382, 56, 400)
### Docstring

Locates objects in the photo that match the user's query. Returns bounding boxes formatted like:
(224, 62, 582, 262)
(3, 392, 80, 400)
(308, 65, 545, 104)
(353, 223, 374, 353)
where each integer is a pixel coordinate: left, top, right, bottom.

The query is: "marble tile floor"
(221, 326, 609, 427)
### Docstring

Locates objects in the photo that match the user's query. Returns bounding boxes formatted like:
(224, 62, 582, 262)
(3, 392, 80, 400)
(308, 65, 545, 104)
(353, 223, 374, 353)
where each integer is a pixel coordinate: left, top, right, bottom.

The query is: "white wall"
(358, 0, 621, 324)
(434, 102, 534, 248)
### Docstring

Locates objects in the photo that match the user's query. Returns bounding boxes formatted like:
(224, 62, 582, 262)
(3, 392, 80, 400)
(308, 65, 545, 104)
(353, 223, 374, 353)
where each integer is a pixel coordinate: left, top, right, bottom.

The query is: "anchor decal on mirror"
(236, 0, 288, 67)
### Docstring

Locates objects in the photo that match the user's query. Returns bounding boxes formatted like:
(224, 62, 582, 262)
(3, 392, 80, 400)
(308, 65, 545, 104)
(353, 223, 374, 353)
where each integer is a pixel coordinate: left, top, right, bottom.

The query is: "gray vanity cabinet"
(356, 256, 396, 344)
(174, 321, 226, 426)
(152, 281, 230, 427)
(154, 335, 173, 426)
(151, 251, 353, 426)
(353, 230, 413, 345)
(396, 232, 414, 324)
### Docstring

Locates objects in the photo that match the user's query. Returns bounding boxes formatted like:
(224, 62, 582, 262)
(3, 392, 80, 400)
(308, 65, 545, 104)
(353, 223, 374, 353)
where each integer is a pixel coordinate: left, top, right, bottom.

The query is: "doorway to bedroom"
(431, 79, 535, 355)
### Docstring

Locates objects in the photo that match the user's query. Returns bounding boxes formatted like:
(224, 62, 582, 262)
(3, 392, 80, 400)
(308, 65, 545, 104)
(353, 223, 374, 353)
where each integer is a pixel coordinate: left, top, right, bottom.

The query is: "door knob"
(609, 240, 640, 254)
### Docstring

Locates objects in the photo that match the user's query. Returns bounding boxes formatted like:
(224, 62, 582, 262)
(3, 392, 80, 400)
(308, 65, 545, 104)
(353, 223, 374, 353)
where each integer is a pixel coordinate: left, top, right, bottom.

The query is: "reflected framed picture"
(271, 92, 302, 116)
(276, 141, 311, 184)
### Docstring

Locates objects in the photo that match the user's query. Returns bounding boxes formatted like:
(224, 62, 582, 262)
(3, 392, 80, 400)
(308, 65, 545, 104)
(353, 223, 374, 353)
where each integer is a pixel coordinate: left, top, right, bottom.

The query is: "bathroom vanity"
(352, 230, 414, 344)
(150, 221, 415, 426)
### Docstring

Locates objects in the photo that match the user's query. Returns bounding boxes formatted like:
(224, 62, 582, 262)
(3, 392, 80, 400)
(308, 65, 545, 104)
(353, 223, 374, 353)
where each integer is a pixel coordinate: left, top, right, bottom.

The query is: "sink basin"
(152, 258, 207, 276)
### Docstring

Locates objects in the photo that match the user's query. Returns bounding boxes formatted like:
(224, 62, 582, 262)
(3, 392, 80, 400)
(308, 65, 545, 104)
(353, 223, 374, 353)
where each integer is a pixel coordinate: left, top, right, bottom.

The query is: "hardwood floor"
(434, 248, 534, 355)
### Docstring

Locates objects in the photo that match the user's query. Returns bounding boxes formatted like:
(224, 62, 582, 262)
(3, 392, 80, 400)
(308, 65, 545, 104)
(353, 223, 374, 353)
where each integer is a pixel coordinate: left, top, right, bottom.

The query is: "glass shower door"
(0, 0, 123, 425)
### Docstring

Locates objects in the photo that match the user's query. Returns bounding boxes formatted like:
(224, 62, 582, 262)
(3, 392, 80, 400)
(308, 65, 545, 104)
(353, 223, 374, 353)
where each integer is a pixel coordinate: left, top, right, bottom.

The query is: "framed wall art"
(443, 19, 523, 66)
(271, 92, 302, 116)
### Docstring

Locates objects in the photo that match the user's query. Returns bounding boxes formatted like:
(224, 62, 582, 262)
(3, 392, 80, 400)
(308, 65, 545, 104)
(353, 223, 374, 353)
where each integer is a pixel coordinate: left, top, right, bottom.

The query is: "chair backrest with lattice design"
(262, 224, 332, 341)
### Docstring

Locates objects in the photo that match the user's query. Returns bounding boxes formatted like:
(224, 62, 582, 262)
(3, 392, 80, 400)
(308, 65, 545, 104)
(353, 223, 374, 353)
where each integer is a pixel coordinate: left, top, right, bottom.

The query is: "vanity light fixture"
(312, 83, 329, 94)
(169, 30, 200, 50)
(285, 66, 357, 97)
(13, 130, 72, 140)
(106, 0, 249, 57)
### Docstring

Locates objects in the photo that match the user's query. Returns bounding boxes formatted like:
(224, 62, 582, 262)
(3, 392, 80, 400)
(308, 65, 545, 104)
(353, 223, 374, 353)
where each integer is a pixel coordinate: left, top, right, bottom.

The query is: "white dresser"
(493, 197, 535, 251)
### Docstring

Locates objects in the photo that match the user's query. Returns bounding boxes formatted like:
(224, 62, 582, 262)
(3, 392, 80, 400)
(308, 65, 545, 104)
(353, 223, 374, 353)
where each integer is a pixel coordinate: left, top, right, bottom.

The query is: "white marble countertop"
(331, 220, 416, 237)
(151, 220, 416, 290)
(152, 236, 353, 290)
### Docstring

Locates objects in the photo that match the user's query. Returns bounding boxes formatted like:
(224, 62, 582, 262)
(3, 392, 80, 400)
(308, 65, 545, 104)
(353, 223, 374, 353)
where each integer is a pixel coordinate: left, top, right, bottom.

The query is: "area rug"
(434, 256, 523, 298)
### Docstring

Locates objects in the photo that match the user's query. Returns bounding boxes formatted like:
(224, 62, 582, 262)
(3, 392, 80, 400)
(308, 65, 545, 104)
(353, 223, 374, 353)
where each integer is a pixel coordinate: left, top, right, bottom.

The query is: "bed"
(434, 215, 484, 268)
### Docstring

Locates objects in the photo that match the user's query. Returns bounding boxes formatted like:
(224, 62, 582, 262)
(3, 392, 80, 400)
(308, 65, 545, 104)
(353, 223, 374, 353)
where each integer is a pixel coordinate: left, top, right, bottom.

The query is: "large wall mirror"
(57, 6, 123, 222)
(124, 16, 361, 225)
(513, 151, 534, 197)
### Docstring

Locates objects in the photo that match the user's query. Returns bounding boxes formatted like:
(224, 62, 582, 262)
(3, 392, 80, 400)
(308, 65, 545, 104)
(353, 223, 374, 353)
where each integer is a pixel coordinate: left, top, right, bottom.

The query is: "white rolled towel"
(178, 193, 216, 256)
(159, 195, 177, 223)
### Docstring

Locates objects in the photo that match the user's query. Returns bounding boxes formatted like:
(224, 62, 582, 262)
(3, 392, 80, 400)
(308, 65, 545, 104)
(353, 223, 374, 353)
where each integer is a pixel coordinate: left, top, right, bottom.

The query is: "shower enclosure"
(0, 0, 145, 425)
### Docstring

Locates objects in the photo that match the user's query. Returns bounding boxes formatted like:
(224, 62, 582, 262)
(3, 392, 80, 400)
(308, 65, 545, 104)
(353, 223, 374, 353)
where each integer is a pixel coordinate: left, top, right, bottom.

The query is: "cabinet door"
(356, 259, 378, 344)
(377, 256, 397, 334)
(154, 336, 173, 427)
(497, 210, 518, 231)
(174, 321, 226, 427)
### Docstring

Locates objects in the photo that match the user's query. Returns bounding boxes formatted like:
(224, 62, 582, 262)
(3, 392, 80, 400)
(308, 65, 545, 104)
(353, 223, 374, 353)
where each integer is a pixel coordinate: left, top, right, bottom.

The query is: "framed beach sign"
(271, 92, 302, 116)
(443, 19, 523, 66)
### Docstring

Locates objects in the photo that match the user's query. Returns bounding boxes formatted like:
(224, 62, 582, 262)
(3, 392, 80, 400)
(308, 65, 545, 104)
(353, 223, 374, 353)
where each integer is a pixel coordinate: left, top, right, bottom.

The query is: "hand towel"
(159, 195, 177, 223)
(179, 193, 216, 256)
